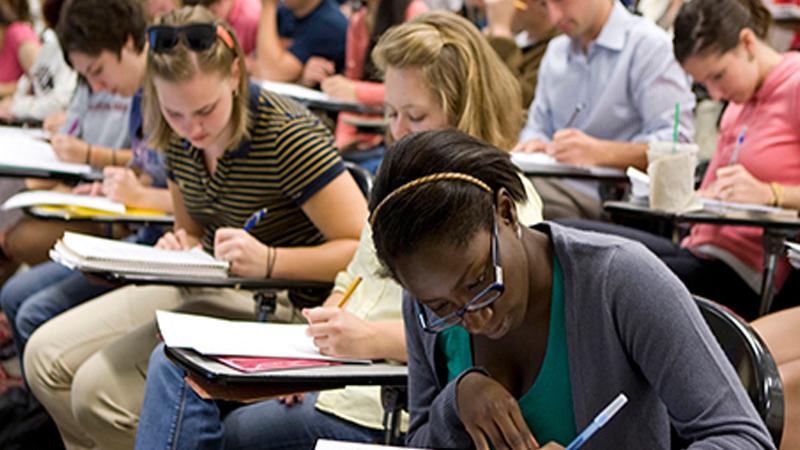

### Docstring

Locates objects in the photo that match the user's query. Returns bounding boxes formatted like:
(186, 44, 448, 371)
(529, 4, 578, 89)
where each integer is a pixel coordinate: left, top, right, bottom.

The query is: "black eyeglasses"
(415, 212, 504, 333)
(147, 22, 234, 54)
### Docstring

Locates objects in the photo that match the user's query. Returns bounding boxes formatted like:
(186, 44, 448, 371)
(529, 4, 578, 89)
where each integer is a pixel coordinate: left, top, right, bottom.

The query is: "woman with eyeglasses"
(368, 129, 774, 450)
(23, 5, 366, 450)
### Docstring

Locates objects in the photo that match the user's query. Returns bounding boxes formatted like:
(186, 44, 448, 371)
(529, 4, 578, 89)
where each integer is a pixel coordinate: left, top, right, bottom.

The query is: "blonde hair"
(372, 11, 523, 151)
(143, 5, 249, 151)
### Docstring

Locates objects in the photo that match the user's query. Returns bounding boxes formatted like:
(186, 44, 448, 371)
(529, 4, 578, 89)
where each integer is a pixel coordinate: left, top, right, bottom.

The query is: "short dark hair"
(673, 0, 771, 63)
(180, 0, 218, 7)
(369, 130, 527, 278)
(56, 0, 147, 60)
(42, 0, 66, 29)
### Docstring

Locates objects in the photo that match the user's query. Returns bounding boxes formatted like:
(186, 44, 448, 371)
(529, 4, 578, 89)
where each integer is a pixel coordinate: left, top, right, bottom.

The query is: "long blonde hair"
(143, 5, 249, 151)
(372, 11, 523, 151)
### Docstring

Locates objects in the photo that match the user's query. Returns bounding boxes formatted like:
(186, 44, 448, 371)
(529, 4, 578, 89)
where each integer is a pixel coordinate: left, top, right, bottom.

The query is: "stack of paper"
(156, 310, 369, 363)
(786, 242, 800, 269)
(700, 199, 799, 220)
(0, 133, 92, 176)
(50, 232, 229, 278)
(3, 191, 126, 214)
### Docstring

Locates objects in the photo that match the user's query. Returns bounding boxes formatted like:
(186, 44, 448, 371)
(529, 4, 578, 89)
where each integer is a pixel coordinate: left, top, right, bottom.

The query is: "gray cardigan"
(403, 222, 774, 449)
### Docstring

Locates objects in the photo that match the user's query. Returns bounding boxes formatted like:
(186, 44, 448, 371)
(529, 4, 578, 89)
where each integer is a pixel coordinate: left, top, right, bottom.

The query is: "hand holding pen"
(215, 208, 272, 277)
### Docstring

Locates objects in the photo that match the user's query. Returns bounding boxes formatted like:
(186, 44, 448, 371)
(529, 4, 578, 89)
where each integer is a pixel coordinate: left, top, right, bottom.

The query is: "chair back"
(695, 296, 784, 445)
(344, 161, 373, 200)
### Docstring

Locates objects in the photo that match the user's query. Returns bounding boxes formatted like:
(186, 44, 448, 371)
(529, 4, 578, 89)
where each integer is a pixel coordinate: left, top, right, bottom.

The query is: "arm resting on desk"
(251, 0, 303, 82)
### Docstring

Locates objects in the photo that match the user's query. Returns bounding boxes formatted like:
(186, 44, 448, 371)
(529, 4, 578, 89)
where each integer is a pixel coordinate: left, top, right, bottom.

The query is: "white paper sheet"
(0, 134, 91, 175)
(3, 191, 126, 214)
(156, 311, 369, 363)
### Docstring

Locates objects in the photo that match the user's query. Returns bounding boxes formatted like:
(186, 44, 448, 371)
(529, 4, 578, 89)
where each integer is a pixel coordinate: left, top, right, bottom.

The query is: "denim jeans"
(0, 261, 111, 362)
(136, 343, 385, 450)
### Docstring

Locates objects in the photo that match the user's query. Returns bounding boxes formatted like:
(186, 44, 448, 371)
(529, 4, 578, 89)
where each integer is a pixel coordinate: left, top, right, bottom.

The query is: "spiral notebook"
(50, 232, 229, 278)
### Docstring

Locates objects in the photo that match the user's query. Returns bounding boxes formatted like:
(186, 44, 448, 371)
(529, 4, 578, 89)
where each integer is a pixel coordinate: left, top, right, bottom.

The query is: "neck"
(520, 228, 554, 329)
(580, 0, 614, 52)
(754, 41, 783, 93)
(293, 0, 322, 18)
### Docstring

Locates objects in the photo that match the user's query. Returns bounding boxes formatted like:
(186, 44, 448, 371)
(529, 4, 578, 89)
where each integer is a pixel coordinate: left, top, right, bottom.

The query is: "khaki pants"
(23, 284, 299, 450)
(531, 178, 604, 221)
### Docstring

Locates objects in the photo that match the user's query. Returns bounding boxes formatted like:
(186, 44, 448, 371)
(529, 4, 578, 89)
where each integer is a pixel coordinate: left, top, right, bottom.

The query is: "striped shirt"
(165, 82, 345, 254)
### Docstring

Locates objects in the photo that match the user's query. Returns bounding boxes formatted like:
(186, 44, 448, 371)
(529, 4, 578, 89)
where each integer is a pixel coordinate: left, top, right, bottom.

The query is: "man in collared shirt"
(515, 0, 695, 219)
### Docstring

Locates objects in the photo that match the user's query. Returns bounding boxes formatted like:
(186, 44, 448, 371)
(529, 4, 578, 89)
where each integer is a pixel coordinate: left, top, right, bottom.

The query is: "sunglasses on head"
(147, 22, 234, 54)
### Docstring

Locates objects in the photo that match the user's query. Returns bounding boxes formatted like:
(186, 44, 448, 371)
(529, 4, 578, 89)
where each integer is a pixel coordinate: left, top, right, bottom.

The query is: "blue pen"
(243, 208, 268, 232)
(728, 126, 748, 166)
(564, 393, 628, 450)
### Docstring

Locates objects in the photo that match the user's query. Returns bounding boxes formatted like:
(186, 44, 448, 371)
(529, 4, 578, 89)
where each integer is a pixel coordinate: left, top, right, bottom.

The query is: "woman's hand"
(213, 228, 269, 277)
(278, 393, 305, 406)
(320, 75, 357, 102)
(44, 111, 67, 134)
(72, 182, 103, 196)
(301, 56, 335, 87)
(302, 307, 377, 359)
(50, 134, 89, 163)
(701, 164, 773, 205)
(156, 229, 200, 251)
(101, 167, 143, 204)
(457, 371, 538, 450)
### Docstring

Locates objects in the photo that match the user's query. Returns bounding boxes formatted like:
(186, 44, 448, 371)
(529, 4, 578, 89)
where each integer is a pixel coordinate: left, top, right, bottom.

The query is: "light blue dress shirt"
(519, 1, 695, 146)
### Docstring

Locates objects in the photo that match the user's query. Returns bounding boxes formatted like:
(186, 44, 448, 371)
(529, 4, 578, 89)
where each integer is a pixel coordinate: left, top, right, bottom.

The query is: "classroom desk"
(511, 154, 628, 182)
(259, 81, 382, 115)
(0, 164, 103, 182)
(166, 346, 408, 444)
(25, 206, 174, 226)
(604, 200, 800, 316)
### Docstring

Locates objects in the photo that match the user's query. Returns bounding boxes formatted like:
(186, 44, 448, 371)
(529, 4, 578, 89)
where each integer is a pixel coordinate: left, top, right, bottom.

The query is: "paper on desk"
(259, 81, 339, 104)
(315, 439, 428, 450)
(786, 242, 800, 269)
(0, 134, 91, 175)
(156, 311, 370, 363)
(3, 191, 126, 214)
(511, 152, 624, 177)
(0, 125, 49, 141)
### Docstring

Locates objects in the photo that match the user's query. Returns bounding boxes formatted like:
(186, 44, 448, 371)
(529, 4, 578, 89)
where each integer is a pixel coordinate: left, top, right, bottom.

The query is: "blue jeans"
(136, 344, 385, 450)
(0, 261, 111, 362)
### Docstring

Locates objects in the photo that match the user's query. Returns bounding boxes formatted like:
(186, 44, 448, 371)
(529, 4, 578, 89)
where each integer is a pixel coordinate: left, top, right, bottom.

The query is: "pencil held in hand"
(337, 276, 363, 308)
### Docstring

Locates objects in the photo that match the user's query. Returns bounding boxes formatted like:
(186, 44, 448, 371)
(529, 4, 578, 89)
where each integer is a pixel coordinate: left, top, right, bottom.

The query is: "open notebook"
(0, 133, 92, 176)
(3, 190, 170, 220)
(50, 232, 229, 278)
(157, 310, 370, 364)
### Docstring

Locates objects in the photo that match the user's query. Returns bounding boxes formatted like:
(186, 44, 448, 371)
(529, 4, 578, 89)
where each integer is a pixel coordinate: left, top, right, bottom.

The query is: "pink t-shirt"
(682, 52, 800, 289)
(336, 0, 428, 149)
(0, 22, 39, 83)
(227, 0, 261, 55)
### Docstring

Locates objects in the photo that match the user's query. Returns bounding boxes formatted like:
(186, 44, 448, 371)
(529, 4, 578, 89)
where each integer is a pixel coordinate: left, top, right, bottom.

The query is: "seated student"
(752, 307, 800, 450)
(183, 0, 261, 54)
(564, 0, 800, 321)
(369, 129, 774, 450)
(513, 0, 695, 220)
(0, 0, 76, 122)
(250, 0, 348, 82)
(134, 11, 544, 449)
(23, 5, 366, 450)
(309, 0, 427, 172)
(483, 0, 558, 108)
(0, 0, 39, 99)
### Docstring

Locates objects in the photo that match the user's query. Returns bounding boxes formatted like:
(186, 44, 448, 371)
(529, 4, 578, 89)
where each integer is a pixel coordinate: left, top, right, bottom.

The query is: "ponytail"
(673, 0, 771, 63)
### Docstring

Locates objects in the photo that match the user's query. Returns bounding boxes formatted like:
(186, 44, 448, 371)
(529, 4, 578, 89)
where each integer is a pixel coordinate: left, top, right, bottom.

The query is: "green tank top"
(437, 256, 577, 446)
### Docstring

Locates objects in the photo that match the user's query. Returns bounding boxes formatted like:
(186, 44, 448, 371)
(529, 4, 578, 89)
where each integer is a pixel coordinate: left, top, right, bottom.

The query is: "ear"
(739, 28, 757, 60)
(228, 57, 241, 91)
(495, 187, 519, 230)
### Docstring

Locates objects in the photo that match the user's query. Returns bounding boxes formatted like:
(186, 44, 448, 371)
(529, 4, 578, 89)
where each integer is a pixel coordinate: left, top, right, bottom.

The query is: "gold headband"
(369, 172, 492, 226)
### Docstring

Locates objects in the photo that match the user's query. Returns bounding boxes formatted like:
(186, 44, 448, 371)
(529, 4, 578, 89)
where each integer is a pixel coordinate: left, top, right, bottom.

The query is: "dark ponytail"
(673, 0, 771, 63)
(362, 0, 412, 82)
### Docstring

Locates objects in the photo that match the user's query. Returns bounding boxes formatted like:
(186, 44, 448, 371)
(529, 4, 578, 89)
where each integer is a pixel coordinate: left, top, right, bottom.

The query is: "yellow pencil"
(514, 0, 528, 10)
(337, 276, 363, 308)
